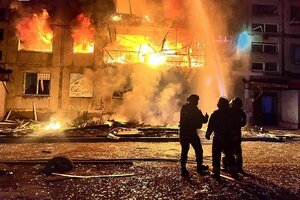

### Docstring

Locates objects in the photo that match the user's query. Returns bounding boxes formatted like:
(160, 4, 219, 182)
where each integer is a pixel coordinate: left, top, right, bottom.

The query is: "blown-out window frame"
(23, 72, 51, 96)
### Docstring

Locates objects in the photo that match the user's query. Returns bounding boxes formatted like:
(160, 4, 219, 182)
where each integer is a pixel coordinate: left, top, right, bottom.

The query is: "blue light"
(237, 31, 251, 51)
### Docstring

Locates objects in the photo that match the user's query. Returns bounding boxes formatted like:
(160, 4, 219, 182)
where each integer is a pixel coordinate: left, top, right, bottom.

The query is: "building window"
(252, 43, 278, 54)
(252, 4, 279, 16)
(0, 29, 4, 40)
(0, 8, 5, 21)
(291, 44, 300, 64)
(265, 62, 278, 71)
(252, 23, 278, 33)
(264, 44, 278, 53)
(290, 6, 300, 25)
(252, 62, 263, 71)
(252, 43, 263, 52)
(252, 62, 278, 72)
(112, 91, 123, 99)
(252, 23, 264, 32)
(24, 72, 51, 95)
(265, 24, 278, 32)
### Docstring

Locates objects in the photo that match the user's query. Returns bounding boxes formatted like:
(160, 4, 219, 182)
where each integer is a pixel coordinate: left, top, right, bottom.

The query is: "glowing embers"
(16, 9, 53, 52)
(72, 13, 95, 53)
(43, 118, 62, 131)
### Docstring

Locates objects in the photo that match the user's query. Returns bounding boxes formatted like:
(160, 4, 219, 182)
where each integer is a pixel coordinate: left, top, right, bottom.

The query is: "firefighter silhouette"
(179, 94, 209, 176)
(205, 97, 237, 179)
(222, 97, 247, 174)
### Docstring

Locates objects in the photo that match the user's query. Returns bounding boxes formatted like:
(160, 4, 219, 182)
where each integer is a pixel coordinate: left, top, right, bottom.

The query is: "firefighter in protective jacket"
(230, 97, 247, 173)
(205, 97, 237, 179)
(179, 94, 209, 176)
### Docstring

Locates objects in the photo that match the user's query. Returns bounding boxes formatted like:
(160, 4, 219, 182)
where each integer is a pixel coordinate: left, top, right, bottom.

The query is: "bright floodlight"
(237, 31, 251, 51)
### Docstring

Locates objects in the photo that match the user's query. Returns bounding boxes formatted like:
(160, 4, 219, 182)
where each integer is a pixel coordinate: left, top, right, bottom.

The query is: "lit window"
(24, 72, 50, 95)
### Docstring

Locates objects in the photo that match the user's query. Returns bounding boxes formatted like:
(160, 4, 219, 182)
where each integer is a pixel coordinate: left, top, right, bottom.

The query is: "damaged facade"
(0, 0, 299, 129)
(0, 0, 207, 125)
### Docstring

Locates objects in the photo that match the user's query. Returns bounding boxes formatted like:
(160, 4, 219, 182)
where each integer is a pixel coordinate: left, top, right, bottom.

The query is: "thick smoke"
(162, 0, 248, 112)
(86, 0, 247, 125)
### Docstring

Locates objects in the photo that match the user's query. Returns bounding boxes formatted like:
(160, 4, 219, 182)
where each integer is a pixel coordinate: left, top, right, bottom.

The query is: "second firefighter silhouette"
(205, 97, 237, 179)
(179, 94, 209, 176)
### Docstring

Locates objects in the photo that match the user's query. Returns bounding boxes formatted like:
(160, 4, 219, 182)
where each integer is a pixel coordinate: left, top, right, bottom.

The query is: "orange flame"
(72, 13, 95, 53)
(16, 9, 53, 52)
(104, 34, 205, 68)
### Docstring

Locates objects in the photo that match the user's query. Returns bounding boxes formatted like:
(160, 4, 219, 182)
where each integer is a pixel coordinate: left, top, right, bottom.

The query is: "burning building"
(0, 0, 299, 128)
(0, 0, 215, 126)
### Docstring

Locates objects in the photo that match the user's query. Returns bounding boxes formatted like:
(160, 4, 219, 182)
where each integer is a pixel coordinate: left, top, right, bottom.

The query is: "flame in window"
(72, 13, 95, 53)
(16, 9, 53, 52)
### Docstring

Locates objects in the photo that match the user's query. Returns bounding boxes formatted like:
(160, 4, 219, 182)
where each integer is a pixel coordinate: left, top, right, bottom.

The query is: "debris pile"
(1, 111, 299, 140)
(0, 112, 179, 138)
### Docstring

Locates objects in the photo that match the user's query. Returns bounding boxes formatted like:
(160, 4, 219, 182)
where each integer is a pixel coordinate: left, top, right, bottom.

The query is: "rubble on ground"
(0, 113, 299, 139)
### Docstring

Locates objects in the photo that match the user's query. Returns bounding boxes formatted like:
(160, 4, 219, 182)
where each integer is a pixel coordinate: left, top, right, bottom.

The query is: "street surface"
(0, 141, 299, 199)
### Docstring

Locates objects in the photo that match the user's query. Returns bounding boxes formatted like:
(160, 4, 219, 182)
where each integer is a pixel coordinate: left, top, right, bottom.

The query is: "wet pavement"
(0, 140, 299, 199)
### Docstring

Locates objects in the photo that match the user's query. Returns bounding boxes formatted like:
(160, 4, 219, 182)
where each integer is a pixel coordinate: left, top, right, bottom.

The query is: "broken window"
(0, 8, 5, 21)
(265, 62, 278, 72)
(24, 72, 50, 95)
(291, 44, 300, 64)
(252, 62, 263, 71)
(112, 91, 123, 99)
(0, 29, 3, 40)
(252, 23, 264, 32)
(252, 23, 278, 33)
(252, 4, 279, 16)
(252, 43, 278, 53)
(290, 6, 300, 25)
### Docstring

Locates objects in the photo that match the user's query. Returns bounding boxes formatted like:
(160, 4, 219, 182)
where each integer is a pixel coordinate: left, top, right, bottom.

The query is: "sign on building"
(69, 73, 93, 97)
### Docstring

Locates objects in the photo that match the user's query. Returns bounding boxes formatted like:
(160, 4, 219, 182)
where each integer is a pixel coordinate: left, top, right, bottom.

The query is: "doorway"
(253, 92, 278, 126)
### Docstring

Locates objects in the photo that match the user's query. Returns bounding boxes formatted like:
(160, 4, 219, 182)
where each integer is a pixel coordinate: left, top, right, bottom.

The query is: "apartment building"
(0, 0, 206, 123)
(244, 0, 300, 128)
